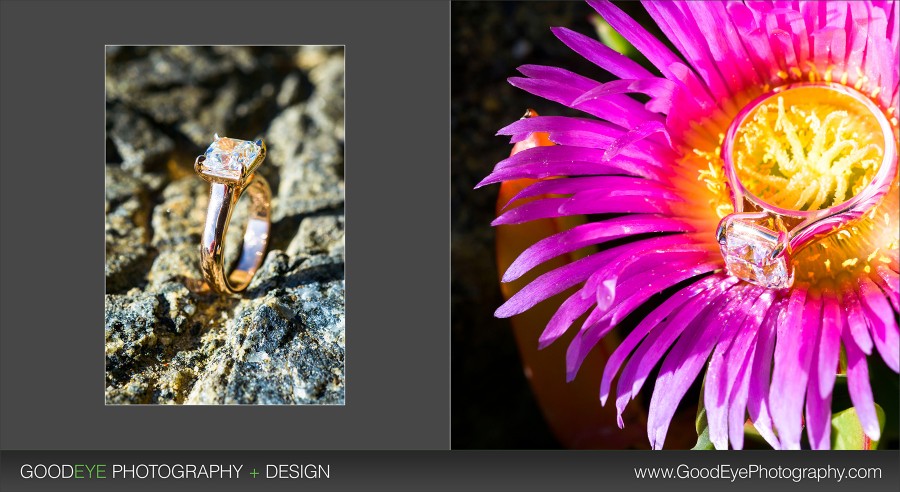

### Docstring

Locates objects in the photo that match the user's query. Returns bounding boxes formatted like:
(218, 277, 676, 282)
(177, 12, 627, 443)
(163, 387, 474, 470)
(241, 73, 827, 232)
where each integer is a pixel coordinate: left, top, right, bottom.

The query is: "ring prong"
(715, 217, 730, 244)
(194, 155, 206, 173)
(256, 139, 267, 160)
(241, 139, 267, 179)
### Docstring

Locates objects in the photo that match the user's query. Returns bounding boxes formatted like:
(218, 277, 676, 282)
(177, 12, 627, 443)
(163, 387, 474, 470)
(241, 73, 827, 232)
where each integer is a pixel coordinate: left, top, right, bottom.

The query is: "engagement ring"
(195, 135, 271, 295)
(717, 82, 898, 289)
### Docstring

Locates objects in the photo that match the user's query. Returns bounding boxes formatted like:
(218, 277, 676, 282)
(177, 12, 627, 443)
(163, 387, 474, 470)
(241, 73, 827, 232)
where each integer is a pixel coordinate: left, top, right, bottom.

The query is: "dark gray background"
(1, 0, 449, 450)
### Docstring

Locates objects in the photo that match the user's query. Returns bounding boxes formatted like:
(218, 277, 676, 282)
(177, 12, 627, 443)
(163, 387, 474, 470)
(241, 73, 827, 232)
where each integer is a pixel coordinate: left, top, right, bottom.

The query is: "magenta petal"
(498, 116, 678, 166)
(503, 177, 667, 208)
(769, 288, 817, 450)
(491, 144, 599, 171)
(566, 314, 615, 383)
(727, 347, 756, 450)
(687, 1, 764, 86)
(747, 297, 786, 450)
(843, 288, 875, 355)
(545, 132, 677, 166)
(491, 194, 670, 226)
(643, 2, 733, 102)
(497, 116, 621, 148)
(571, 93, 666, 129)
(592, 249, 710, 309)
(491, 198, 570, 226)
(512, 66, 662, 127)
(570, 78, 694, 117)
(565, 259, 721, 379)
(858, 276, 900, 372)
(887, 2, 900, 102)
(818, 293, 843, 398)
(861, 4, 893, 107)
(647, 286, 755, 449)
(615, 280, 737, 429)
(478, 163, 624, 190)
(556, 192, 673, 216)
(728, 2, 785, 83)
(517, 64, 598, 91)
(811, 25, 845, 69)
(494, 250, 617, 318)
(607, 260, 721, 326)
(551, 26, 653, 80)
(873, 266, 899, 312)
(602, 121, 673, 162)
(844, 3, 870, 74)
(823, 2, 849, 66)
(614, 292, 719, 422)
(588, 0, 683, 80)
(570, 78, 674, 104)
(539, 283, 595, 349)
(841, 327, 882, 441)
(705, 285, 763, 449)
(503, 215, 692, 283)
(727, 292, 775, 449)
(483, 144, 663, 181)
(507, 75, 584, 108)
(579, 235, 708, 300)
(805, 335, 833, 450)
(599, 275, 732, 405)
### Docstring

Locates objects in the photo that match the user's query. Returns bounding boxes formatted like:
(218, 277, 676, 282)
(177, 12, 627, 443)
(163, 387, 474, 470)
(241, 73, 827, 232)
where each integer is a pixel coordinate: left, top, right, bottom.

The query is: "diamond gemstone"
(199, 136, 260, 180)
(719, 220, 793, 289)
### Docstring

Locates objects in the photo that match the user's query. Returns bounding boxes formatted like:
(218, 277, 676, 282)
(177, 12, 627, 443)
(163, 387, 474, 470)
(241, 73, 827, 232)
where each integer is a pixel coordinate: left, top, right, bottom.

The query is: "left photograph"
(105, 46, 345, 405)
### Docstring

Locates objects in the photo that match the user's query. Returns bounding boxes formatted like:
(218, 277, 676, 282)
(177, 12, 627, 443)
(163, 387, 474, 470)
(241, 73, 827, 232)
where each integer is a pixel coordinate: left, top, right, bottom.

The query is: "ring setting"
(195, 134, 272, 296)
(717, 82, 898, 289)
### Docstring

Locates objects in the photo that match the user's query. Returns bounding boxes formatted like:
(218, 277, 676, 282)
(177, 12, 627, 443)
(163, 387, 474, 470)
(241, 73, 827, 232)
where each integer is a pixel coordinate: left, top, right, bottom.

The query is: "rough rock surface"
(105, 46, 344, 405)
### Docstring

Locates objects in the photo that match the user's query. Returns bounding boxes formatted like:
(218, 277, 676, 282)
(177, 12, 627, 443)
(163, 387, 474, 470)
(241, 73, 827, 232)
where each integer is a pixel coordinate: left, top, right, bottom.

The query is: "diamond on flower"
(719, 219, 793, 289)
(198, 135, 261, 181)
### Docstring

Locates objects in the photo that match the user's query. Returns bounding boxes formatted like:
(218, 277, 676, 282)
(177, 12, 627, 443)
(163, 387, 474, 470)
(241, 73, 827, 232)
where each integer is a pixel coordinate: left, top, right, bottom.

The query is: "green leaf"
(831, 404, 885, 450)
(692, 424, 714, 450)
(692, 379, 714, 450)
(590, 15, 636, 57)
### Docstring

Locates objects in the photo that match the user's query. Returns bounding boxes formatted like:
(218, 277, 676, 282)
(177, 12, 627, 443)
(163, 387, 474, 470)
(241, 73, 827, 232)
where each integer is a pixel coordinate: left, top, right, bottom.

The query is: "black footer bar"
(2, 449, 897, 492)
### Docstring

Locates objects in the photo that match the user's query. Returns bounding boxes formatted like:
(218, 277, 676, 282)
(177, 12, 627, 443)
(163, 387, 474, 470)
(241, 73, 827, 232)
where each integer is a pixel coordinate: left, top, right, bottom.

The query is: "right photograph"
(452, 1, 899, 450)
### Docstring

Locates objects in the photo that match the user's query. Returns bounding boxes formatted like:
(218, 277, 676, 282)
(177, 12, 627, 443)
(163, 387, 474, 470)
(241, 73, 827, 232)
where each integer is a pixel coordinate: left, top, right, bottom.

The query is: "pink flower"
(479, 0, 899, 449)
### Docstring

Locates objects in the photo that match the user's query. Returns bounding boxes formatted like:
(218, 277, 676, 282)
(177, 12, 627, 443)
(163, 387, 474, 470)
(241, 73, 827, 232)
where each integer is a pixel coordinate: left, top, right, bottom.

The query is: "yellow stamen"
(731, 88, 885, 211)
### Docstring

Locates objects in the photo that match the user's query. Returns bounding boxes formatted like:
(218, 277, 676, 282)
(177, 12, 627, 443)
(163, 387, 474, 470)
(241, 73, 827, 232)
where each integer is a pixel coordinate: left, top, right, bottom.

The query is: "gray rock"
(269, 108, 344, 220)
(276, 72, 307, 108)
(105, 46, 236, 100)
(126, 86, 211, 127)
(105, 291, 165, 382)
(104, 46, 345, 405)
(186, 279, 345, 405)
(150, 176, 208, 248)
(107, 106, 174, 175)
(306, 55, 345, 141)
(287, 215, 345, 257)
(105, 166, 153, 293)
